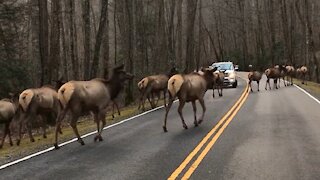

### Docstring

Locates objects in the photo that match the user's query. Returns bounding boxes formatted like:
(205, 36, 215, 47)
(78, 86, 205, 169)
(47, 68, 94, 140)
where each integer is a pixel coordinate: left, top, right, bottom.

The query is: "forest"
(1, 0, 320, 105)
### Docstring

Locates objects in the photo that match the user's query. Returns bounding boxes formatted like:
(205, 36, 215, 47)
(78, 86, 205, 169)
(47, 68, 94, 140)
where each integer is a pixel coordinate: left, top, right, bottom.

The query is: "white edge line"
(294, 84, 320, 105)
(281, 79, 320, 105)
(0, 101, 178, 170)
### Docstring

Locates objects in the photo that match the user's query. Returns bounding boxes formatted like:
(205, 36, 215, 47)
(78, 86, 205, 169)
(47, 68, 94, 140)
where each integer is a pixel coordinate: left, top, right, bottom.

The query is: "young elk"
(17, 86, 63, 145)
(54, 65, 133, 149)
(300, 66, 308, 84)
(212, 71, 224, 97)
(163, 67, 217, 132)
(248, 71, 262, 92)
(285, 65, 295, 86)
(265, 65, 286, 90)
(0, 93, 19, 148)
(137, 67, 178, 111)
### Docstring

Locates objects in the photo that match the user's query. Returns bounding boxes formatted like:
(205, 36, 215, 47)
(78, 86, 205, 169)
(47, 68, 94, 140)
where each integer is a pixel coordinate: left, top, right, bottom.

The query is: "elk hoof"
(78, 139, 85, 145)
(94, 136, 98, 142)
(54, 143, 60, 149)
(163, 126, 168, 132)
(194, 122, 198, 127)
(183, 125, 188, 130)
(10, 142, 13, 146)
(30, 138, 35, 143)
(258, 89, 260, 92)
(16, 140, 20, 146)
(43, 135, 47, 139)
(198, 120, 203, 124)
(219, 94, 222, 97)
(99, 136, 103, 142)
(112, 115, 115, 119)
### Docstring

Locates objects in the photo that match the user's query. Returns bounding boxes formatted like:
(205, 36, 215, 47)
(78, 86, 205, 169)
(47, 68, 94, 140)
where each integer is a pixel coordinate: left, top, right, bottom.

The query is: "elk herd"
(0, 63, 309, 150)
(248, 65, 308, 92)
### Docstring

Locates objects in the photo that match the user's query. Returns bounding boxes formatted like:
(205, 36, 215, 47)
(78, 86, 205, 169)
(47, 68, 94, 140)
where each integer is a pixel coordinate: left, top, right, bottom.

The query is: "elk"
(0, 94, 19, 148)
(137, 67, 178, 111)
(285, 65, 295, 86)
(163, 67, 217, 132)
(248, 71, 262, 92)
(17, 85, 63, 145)
(212, 71, 224, 97)
(53, 65, 133, 149)
(300, 66, 308, 84)
(265, 65, 286, 90)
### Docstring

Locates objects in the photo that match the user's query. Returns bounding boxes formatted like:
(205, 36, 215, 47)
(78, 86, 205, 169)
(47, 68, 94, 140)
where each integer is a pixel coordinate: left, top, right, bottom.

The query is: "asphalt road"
(1, 73, 319, 180)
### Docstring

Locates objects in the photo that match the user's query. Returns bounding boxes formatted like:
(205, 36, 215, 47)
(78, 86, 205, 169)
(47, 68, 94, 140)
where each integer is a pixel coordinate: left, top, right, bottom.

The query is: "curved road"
(0, 73, 319, 180)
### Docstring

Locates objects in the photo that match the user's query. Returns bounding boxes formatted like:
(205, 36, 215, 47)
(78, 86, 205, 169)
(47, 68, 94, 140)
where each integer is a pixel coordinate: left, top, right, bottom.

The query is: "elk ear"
(114, 64, 125, 71)
(212, 66, 218, 72)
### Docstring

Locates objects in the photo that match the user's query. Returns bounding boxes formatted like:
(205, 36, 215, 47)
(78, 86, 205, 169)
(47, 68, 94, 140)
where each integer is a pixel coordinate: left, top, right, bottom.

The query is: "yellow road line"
(168, 84, 249, 180)
(182, 89, 249, 179)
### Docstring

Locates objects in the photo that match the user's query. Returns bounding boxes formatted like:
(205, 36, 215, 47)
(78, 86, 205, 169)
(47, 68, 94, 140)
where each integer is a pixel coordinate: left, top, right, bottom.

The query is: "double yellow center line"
(168, 84, 250, 180)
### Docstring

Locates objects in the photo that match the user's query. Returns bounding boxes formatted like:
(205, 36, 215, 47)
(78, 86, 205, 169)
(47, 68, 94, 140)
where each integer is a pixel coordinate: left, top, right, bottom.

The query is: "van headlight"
(229, 72, 236, 79)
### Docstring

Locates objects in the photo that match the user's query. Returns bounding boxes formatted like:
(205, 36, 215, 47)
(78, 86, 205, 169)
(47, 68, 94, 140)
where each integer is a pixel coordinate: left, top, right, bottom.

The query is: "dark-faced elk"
(53, 65, 133, 149)
(0, 93, 19, 148)
(163, 67, 217, 132)
(137, 67, 178, 111)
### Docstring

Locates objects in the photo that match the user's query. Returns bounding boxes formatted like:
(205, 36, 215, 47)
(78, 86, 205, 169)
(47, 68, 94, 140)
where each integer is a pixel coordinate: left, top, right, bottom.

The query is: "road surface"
(0, 73, 319, 180)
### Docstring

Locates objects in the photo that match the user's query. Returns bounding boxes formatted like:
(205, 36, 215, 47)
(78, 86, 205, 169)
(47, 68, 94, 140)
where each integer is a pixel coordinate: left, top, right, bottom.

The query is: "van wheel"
(232, 81, 238, 88)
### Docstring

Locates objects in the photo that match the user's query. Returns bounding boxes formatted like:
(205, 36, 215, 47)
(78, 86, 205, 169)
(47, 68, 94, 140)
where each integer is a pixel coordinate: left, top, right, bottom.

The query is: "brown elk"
(17, 85, 63, 145)
(0, 93, 19, 148)
(248, 71, 262, 92)
(163, 67, 217, 132)
(212, 71, 224, 97)
(265, 65, 287, 90)
(53, 65, 133, 149)
(137, 67, 178, 111)
(300, 66, 308, 84)
(285, 65, 295, 86)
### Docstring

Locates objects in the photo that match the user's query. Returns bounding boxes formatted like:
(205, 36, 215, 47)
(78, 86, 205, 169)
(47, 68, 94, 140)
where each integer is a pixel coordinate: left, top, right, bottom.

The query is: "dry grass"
(0, 99, 165, 164)
(292, 78, 320, 95)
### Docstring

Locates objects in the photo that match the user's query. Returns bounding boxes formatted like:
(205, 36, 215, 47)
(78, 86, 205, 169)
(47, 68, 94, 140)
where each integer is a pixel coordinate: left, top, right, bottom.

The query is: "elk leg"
(198, 98, 206, 124)
(70, 116, 84, 146)
(115, 102, 121, 116)
(7, 123, 13, 146)
(26, 120, 35, 142)
(93, 113, 100, 142)
(0, 124, 8, 148)
(40, 115, 47, 139)
(98, 113, 106, 141)
(16, 120, 23, 146)
(177, 101, 188, 130)
(212, 87, 215, 98)
(155, 92, 160, 107)
(265, 79, 269, 90)
(163, 96, 174, 132)
(219, 85, 223, 97)
(54, 109, 67, 149)
(192, 101, 198, 127)
(283, 77, 286, 87)
(257, 81, 260, 91)
(249, 80, 252, 92)
(163, 90, 167, 107)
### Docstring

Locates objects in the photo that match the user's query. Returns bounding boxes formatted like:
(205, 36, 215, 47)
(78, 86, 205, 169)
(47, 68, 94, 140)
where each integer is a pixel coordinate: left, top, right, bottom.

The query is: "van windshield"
(213, 63, 234, 71)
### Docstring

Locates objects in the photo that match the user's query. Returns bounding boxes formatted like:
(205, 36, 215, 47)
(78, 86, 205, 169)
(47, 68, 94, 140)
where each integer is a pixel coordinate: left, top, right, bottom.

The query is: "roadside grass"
(292, 78, 320, 96)
(0, 99, 166, 164)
